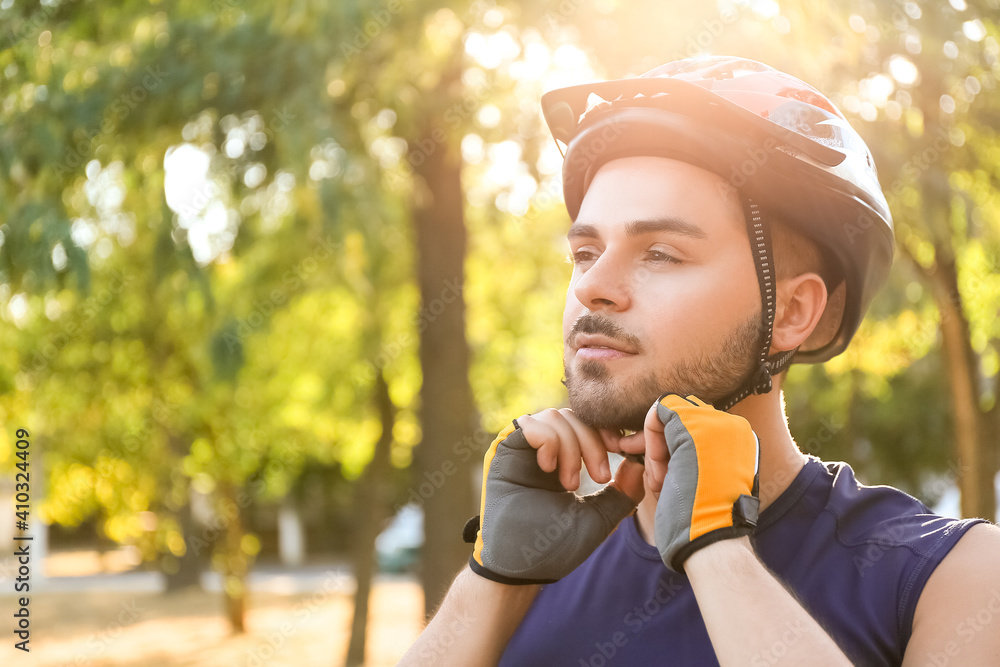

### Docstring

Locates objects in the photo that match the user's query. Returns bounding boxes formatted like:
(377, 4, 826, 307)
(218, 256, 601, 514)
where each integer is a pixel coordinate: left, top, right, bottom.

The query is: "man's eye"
(570, 250, 597, 265)
(648, 250, 680, 264)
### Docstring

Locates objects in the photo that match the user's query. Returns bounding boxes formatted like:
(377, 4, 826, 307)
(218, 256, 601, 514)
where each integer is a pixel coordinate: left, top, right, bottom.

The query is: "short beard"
(563, 310, 763, 431)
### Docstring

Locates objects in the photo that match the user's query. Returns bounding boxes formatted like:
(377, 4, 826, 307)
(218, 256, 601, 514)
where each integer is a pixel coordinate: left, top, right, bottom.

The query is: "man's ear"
(771, 272, 828, 353)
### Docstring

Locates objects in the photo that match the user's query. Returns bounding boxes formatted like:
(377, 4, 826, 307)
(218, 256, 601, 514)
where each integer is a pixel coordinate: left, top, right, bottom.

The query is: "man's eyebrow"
(568, 217, 709, 241)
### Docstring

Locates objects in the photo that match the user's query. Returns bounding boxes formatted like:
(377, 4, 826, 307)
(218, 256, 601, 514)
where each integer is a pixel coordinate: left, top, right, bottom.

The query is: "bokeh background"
(1, 0, 999, 664)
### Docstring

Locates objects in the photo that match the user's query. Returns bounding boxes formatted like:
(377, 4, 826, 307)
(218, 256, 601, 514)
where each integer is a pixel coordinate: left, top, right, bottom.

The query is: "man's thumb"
(610, 457, 645, 505)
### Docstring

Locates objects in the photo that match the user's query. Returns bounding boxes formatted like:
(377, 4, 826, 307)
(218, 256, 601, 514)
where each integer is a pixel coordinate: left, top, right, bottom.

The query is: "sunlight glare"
(164, 144, 211, 216)
(889, 55, 919, 85)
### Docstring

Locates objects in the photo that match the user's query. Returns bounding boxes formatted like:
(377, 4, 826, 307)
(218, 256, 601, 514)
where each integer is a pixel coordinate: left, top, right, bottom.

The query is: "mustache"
(567, 315, 643, 354)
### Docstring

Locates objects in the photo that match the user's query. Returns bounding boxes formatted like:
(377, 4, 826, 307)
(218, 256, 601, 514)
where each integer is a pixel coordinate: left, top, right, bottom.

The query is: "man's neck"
(633, 389, 807, 547)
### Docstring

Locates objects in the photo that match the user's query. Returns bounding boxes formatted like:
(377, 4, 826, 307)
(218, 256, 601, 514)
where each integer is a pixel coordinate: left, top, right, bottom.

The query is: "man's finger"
(598, 428, 624, 454)
(540, 409, 583, 490)
(616, 431, 645, 455)
(644, 400, 670, 492)
(609, 457, 646, 505)
(561, 410, 612, 484)
(516, 413, 560, 473)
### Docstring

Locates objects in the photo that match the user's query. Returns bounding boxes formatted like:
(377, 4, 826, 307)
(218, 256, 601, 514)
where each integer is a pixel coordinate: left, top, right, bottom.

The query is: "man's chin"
(568, 400, 649, 432)
(565, 375, 655, 432)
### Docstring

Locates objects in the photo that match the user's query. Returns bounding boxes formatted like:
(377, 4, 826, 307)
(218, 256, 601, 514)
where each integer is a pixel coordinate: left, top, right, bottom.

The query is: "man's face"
(562, 156, 762, 431)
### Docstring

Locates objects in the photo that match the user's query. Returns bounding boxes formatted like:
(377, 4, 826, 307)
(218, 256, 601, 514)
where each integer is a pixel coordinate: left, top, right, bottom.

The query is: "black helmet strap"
(713, 196, 797, 412)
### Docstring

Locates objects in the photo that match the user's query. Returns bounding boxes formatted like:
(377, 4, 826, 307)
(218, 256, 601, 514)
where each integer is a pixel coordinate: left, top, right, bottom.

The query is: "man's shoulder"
(760, 458, 992, 661)
(921, 521, 1000, 584)
(789, 457, 981, 556)
(941, 521, 1000, 559)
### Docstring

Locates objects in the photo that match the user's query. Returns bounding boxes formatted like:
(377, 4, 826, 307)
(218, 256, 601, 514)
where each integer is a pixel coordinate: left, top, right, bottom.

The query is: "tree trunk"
(164, 500, 204, 592)
(345, 371, 396, 666)
(411, 66, 478, 619)
(925, 252, 996, 521)
(979, 333, 1000, 521)
(218, 482, 248, 634)
(989, 376, 1000, 519)
(163, 433, 204, 592)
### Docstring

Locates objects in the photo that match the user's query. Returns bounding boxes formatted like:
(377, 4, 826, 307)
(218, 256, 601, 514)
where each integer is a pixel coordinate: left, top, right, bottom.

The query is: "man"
(400, 57, 1000, 665)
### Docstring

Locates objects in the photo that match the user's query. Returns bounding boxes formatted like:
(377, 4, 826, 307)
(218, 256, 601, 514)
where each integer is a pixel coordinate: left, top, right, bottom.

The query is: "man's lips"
(573, 333, 638, 360)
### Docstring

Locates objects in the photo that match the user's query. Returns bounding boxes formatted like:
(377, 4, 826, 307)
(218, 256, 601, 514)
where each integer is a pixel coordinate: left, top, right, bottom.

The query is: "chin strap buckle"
(751, 362, 773, 395)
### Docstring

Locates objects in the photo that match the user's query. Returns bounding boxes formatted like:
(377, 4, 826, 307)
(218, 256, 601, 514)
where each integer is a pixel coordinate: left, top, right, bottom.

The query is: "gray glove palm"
(466, 422, 638, 585)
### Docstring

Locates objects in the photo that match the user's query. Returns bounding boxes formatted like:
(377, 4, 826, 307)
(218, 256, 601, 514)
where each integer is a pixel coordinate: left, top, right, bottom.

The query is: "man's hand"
(468, 409, 645, 585)
(615, 394, 761, 573)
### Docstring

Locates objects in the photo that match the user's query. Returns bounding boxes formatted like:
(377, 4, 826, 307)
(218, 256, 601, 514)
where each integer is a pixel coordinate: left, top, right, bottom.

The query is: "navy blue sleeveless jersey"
(500, 457, 985, 666)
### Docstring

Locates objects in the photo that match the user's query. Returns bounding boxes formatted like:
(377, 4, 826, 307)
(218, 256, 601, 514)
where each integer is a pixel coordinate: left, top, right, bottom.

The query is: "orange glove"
(653, 394, 760, 573)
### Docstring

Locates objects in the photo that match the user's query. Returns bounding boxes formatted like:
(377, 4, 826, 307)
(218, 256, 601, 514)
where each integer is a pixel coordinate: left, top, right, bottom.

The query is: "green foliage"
(1, 0, 998, 580)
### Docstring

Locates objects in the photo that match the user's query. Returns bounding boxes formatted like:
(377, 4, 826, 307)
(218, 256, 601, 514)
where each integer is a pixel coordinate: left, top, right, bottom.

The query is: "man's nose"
(572, 252, 632, 311)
